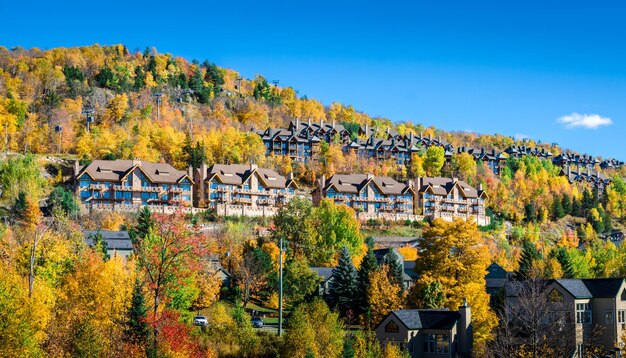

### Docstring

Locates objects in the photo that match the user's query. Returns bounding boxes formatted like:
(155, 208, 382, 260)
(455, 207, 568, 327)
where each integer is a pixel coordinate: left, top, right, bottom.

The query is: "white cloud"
(556, 113, 613, 129)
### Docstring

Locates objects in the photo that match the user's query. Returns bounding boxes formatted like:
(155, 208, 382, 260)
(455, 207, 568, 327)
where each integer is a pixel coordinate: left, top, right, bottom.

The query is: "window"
(618, 310, 626, 324)
(576, 303, 592, 324)
(422, 334, 449, 354)
(605, 310, 614, 324)
(384, 320, 399, 333)
(548, 289, 564, 303)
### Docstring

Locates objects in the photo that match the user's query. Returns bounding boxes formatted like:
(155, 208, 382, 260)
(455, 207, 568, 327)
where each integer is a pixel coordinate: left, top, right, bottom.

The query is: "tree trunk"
(29, 240, 36, 298)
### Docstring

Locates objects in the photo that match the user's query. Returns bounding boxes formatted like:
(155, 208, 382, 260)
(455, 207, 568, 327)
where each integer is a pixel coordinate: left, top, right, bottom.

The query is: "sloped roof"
(207, 164, 295, 189)
(77, 160, 188, 184)
(83, 230, 133, 251)
(486, 263, 508, 279)
(310, 267, 334, 282)
(419, 177, 482, 198)
(325, 174, 411, 195)
(390, 309, 460, 330)
(579, 278, 624, 298)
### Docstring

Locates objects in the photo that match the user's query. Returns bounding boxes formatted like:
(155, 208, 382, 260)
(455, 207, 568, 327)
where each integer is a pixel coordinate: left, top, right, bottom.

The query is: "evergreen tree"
(383, 250, 404, 293)
(329, 246, 358, 317)
(524, 202, 537, 222)
(417, 280, 445, 309)
(356, 237, 378, 316)
(125, 279, 149, 346)
(561, 193, 572, 215)
(572, 196, 582, 217)
(133, 66, 146, 90)
(553, 247, 575, 278)
(515, 241, 542, 280)
(552, 196, 565, 220)
(582, 188, 593, 214)
(129, 206, 153, 245)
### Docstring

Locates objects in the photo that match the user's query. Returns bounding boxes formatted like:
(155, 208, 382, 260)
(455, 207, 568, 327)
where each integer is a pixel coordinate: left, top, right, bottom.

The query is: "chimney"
(201, 163, 207, 181)
(308, 118, 312, 127)
(458, 299, 473, 355)
(587, 166, 591, 176)
(74, 160, 80, 177)
(320, 174, 326, 189)
(320, 119, 324, 128)
(288, 171, 294, 180)
(365, 124, 369, 135)
(567, 165, 571, 177)
(437, 136, 441, 144)
(419, 132, 423, 140)
(332, 119, 336, 128)
(367, 173, 374, 180)
(188, 165, 193, 179)
(428, 133, 432, 141)
(492, 149, 496, 156)
(409, 131, 413, 143)
(296, 118, 299, 130)
(453, 177, 459, 183)
(250, 163, 258, 171)
(414, 177, 421, 189)
(478, 183, 483, 191)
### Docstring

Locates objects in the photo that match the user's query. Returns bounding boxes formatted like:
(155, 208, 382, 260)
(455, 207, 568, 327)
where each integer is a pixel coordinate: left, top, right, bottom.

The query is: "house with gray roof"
(194, 163, 297, 218)
(504, 278, 626, 356)
(375, 305, 473, 357)
(309, 267, 335, 297)
(74, 159, 193, 213)
(83, 230, 133, 260)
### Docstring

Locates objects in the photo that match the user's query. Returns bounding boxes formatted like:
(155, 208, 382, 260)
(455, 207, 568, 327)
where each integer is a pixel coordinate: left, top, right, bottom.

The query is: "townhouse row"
(74, 159, 488, 224)
(254, 120, 622, 186)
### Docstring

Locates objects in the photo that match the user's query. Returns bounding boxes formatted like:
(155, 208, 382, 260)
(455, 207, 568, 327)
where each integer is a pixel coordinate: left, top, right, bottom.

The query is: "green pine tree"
(329, 246, 358, 317)
(553, 247, 575, 278)
(130, 206, 153, 245)
(126, 279, 149, 346)
(515, 241, 542, 280)
(552, 196, 565, 220)
(383, 250, 404, 293)
(356, 237, 378, 317)
(572, 196, 582, 217)
(561, 193, 572, 215)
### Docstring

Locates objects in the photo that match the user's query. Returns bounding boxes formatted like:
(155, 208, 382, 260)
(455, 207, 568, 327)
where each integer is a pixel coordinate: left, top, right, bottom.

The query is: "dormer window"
(156, 170, 170, 176)
(97, 167, 112, 173)
(385, 320, 399, 333)
(267, 176, 276, 181)
(223, 173, 233, 177)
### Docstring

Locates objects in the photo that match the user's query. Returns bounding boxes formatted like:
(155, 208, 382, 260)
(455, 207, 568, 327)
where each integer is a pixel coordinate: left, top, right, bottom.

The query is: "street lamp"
(153, 92, 163, 121)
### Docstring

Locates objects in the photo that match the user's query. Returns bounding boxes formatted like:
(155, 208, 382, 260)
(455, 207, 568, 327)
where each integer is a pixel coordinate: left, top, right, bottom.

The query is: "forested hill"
(1, 44, 626, 227)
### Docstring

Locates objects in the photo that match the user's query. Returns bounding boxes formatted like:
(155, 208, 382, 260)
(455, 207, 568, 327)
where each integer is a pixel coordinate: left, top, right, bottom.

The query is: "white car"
(193, 315, 208, 326)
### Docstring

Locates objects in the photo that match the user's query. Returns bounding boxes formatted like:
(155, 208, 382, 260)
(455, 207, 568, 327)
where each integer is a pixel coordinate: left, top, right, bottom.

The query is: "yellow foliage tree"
(368, 265, 403, 324)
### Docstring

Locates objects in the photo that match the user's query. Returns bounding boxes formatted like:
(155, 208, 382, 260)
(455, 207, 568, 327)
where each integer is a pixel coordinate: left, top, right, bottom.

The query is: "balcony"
(142, 186, 163, 193)
(89, 184, 108, 191)
(169, 187, 184, 193)
(233, 197, 253, 204)
(113, 185, 133, 191)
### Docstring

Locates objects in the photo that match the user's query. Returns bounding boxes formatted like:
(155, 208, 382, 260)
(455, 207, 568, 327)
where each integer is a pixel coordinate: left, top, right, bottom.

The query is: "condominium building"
(416, 177, 490, 226)
(312, 174, 417, 221)
(313, 174, 489, 224)
(74, 159, 193, 212)
(194, 163, 297, 217)
(255, 119, 350, 163)
(505, 278, 626, 357)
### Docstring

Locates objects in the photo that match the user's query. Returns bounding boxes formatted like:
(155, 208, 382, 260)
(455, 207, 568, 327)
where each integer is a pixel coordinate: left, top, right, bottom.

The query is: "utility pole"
(54, 125, 63, 153)
(82, 106, 95, 133)
(236, 76, 243, 95)
(278, 234, 284, 337)
(153, 92, 163, 121)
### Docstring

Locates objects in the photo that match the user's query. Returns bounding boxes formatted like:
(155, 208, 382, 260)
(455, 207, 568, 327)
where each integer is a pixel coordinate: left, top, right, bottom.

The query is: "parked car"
(193, 315, 208, 326)
(251, 317, 264, 328)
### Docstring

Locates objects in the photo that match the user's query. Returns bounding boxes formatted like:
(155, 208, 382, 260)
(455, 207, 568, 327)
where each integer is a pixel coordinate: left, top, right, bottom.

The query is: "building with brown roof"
(312, 173, 417, 221)
(74, 159, 193, 213)
(194, 163, 297, 217)
(417, 177, 489, 226)
(313, 174, 489, 224)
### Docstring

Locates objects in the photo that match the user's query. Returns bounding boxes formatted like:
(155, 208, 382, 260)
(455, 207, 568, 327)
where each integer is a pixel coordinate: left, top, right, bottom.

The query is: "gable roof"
(77, 160, 189, 184)
(309, 267, 334, 282)
(324, 174, 411, 195)
(419, 177, 482, 198)
(389, 309, 460, 330)
(506, 278, 625, 300)
(207, 164, 294, 189)
(486, 263, 508, 279)
(83, 230, 133, 251)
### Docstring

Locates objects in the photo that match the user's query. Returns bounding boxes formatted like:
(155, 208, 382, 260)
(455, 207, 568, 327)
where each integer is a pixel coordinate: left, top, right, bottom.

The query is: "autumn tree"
(423, 146, 445, 176)
(282, 300, 344, 358)
(133, 209, 207, 352)
(368, 265, 403, 324)
(411, 218, 497, 348)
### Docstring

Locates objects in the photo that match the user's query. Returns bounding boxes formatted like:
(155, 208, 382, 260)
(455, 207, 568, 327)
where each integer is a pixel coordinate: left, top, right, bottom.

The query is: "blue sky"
(2, 0, 626, 159)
